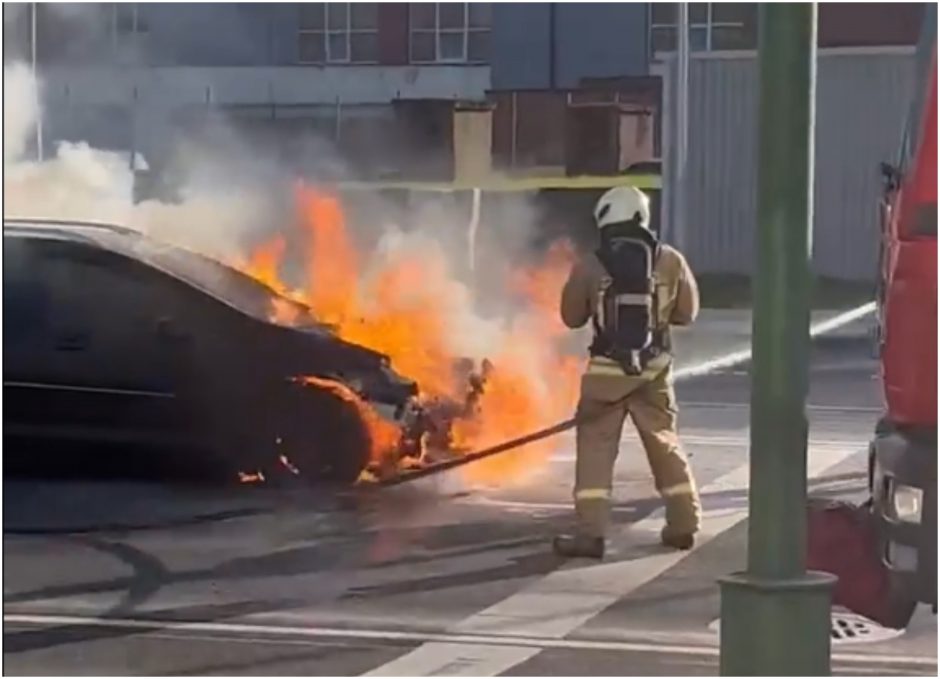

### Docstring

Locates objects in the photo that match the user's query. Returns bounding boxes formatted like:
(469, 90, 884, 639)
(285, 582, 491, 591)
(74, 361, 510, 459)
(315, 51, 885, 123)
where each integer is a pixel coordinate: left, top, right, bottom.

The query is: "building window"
(111, 3, 149, 63)
(409, 3, 491, 63)
(649, 3, 756, 53)
(298, 3, 378, 64)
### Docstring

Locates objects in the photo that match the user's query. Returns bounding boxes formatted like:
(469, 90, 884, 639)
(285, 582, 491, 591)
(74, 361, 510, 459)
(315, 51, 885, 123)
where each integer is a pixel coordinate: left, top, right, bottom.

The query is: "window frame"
(298, 3, 379, 65)
(110, 2, 148, 64)
(409, 3, 490, 64)
(649, 3, 751, 55)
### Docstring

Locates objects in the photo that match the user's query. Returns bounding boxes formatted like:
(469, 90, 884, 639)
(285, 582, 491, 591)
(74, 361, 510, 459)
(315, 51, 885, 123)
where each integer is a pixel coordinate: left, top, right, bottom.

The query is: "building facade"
(3, 3, 929, 279)
(3, 4, 922, 137)
(4, 3, 924, 76)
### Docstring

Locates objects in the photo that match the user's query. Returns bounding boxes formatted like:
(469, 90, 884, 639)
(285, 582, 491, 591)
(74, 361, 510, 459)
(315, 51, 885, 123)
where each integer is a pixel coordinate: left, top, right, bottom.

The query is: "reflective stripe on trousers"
(659, 481, 696, 498)
(575, 488, 612, 501)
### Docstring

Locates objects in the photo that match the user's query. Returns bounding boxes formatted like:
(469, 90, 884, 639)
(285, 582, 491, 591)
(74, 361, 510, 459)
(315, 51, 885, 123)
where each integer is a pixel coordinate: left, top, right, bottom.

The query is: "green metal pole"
(749, 0, 817, 584)
(718, 4, 836, 676)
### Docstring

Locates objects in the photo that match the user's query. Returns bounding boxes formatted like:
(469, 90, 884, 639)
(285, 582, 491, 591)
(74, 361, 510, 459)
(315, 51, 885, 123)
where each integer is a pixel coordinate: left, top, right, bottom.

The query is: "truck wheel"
(884, 589, 918, 629)
(268, 382, 371, 485)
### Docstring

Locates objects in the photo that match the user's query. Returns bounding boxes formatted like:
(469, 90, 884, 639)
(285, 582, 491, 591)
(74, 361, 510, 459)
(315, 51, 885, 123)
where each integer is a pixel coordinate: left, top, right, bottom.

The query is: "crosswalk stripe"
(364, 444, 861, 676)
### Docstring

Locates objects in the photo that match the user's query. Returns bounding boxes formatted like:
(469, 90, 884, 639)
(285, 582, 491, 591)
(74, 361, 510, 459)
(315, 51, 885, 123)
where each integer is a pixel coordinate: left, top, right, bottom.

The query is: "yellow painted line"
(331, 174, 662, 193)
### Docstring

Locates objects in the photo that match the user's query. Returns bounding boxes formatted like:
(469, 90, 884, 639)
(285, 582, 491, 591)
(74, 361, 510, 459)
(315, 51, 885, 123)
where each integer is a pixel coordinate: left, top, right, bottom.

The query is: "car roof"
(2, 218, 243, 290)
(3, 218, 143, 251)
(2, 217, 336, 336)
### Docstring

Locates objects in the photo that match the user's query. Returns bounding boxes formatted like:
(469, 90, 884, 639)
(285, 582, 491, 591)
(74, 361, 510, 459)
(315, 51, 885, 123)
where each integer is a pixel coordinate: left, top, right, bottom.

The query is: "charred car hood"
(286, 325, 418, 407)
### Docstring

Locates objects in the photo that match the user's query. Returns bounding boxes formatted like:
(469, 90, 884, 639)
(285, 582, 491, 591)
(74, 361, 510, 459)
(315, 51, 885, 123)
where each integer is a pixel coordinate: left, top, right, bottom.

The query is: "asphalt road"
(4, 327, 937, 676)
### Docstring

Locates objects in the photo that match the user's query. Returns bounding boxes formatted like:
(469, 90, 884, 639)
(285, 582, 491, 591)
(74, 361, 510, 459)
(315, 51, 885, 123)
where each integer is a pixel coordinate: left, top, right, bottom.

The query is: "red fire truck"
(870, 6, 937, 618)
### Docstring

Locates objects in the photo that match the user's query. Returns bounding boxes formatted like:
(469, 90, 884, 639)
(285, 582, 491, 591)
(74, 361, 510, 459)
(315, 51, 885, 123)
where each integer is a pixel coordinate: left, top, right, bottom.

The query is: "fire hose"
(375, 392, 631, 488)
(374, 300, 879, 488)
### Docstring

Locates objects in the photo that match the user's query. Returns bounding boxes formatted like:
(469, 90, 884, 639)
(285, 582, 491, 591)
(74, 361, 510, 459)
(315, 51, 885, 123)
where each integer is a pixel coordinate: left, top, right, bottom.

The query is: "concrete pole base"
(718, 570, 837, 676)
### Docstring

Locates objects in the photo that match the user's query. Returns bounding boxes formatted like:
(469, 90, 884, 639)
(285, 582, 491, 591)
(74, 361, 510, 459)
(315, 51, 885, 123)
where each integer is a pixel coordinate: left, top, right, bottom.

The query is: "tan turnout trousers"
(561, 242, 702, 539)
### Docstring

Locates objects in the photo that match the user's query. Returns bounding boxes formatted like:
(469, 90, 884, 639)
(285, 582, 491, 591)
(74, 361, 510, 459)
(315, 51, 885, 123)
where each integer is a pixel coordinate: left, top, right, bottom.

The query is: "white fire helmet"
(593, 185, 651, 230)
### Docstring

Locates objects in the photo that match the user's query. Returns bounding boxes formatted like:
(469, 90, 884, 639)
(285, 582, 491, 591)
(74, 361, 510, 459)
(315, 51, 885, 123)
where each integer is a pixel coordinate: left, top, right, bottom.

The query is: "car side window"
(33, 240, 183, 342)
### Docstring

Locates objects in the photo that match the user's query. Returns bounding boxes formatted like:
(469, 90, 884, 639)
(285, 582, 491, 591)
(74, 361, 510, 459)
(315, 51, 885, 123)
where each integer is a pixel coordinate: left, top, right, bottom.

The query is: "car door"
(4, 235, 56, 434)
(23, 237, 197, 449)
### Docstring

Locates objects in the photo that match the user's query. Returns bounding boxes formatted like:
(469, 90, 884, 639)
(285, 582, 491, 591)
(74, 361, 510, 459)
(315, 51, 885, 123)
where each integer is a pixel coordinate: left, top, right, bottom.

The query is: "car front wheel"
(267, 380, 372, 485)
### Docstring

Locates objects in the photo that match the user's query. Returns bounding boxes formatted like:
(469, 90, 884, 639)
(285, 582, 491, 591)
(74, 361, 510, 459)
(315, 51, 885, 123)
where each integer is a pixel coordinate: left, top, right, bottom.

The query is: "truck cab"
(870, 5, 938, 616)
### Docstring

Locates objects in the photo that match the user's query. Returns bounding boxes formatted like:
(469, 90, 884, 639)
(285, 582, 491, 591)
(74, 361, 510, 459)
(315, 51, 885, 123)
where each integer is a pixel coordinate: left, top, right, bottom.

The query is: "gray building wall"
(661, 50, 916, 281)
(13, 2, 651, 79)
(13, 2, 654, 160)
(143, 3, 287, 66)
(490, 4, 552, 89)
(8, 3, 302, 67)
(490, 2, 650, 90)
(554, 3, 649, 88)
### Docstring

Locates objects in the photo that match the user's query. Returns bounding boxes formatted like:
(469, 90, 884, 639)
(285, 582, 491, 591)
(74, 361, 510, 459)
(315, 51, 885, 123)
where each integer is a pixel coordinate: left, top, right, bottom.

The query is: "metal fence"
(661, 49, 916, 281)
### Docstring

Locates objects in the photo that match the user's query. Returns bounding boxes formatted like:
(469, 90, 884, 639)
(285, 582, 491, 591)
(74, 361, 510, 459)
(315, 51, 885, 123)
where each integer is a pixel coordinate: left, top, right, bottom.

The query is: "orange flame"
(242, 235, 288, 295)
(454, 240, 582, 482)
(238, 184, 583, 483)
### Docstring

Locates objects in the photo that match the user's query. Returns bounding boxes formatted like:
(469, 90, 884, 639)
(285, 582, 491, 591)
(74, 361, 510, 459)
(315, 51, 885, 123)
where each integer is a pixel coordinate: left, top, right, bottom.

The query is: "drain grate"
(829, 611, 904, 645)
(708, 611, 904, 646)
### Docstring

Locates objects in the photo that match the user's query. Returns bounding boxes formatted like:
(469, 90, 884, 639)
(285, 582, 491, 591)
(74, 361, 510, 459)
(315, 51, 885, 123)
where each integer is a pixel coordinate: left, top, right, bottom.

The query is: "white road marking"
(680, 401, 882, 414)
(3, 613, 934, 670)
(461, 497, 653, 513)
(366, 303, 879, 676)
(461, 498, 591, 512)
(366, 445, 861, 676)
(548, 436, 868, 463)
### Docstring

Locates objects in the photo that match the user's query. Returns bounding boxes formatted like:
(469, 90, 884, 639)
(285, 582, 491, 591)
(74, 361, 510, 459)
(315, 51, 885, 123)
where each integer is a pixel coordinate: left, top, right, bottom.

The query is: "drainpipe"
(673, 2, 689, 252)
(31, 2, 43, 161)
(510, 91, 518, 170)
(548, 3, 557, 90)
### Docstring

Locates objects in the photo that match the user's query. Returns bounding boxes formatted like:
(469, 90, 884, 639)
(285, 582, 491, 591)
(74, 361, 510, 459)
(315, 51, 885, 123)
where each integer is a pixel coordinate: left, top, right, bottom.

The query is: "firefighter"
(553, 185, 702, 559)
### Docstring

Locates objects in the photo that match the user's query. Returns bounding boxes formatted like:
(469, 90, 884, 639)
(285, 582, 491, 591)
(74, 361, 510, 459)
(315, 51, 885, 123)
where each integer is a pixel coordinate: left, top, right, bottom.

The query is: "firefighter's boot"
(661, 526, 695, 551)
(552, 533, 605, 559)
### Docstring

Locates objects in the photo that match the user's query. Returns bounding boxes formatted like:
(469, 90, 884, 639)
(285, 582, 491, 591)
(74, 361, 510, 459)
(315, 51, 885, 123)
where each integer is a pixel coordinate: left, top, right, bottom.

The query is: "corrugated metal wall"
(813, 53, 915, 279)
(666, 51, 915, 280)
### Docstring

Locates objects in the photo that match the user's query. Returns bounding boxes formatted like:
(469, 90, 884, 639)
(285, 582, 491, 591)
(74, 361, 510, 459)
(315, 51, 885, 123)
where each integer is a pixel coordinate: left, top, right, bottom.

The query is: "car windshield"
(132, 239, 329, 331)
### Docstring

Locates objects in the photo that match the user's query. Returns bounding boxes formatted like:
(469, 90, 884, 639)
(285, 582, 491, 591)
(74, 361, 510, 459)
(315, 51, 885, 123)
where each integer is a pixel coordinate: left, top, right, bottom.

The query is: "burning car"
(2, 218, 420, 483)
(231, 184, 584, 484)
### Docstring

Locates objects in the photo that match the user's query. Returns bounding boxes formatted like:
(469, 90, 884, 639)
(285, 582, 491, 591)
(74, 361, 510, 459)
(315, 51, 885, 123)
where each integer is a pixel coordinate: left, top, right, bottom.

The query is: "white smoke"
(2, 63, 283, 263)
(3, 64, 40, 164)
(1, 59, 579, 377)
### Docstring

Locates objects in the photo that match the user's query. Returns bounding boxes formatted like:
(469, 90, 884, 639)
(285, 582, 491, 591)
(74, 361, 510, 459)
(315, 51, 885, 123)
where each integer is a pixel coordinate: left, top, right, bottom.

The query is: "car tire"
(268, 381, 371, 485)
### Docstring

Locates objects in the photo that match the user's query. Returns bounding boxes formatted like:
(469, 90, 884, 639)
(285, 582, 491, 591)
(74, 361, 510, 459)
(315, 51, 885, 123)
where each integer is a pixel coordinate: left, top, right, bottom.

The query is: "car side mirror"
(879, 161, 901, 190)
